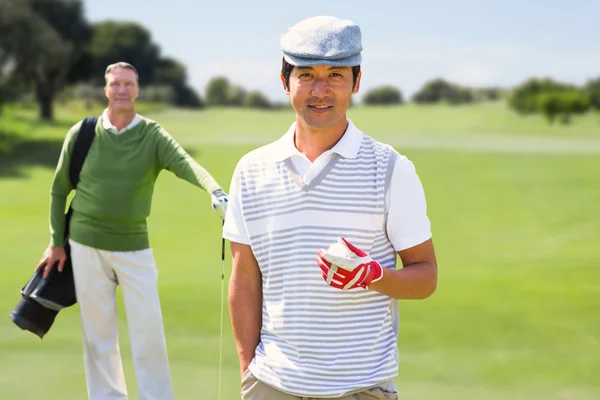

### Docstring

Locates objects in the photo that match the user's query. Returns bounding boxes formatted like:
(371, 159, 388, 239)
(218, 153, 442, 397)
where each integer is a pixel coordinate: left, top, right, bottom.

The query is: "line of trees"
(361, 79, 504, 107)
(204, 77, 275, 109)
(360, 77, 600, 125)
(2, 1, 599, 125)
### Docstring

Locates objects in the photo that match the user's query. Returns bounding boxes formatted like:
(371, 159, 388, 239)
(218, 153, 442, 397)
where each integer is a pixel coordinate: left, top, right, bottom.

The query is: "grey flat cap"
(280, 16, 362, 67)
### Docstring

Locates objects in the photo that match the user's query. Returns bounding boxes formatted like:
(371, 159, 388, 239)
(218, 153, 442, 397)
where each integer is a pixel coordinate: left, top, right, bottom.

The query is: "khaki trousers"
(241, 369, 398, 400)
(70, 239, 174, 400)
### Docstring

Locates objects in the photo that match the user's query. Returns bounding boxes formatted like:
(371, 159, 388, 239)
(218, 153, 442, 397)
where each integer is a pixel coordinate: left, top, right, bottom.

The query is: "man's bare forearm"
(228, 242, 263, 375)
(368, 238, 438, 299)
(368, 261, 437, 299)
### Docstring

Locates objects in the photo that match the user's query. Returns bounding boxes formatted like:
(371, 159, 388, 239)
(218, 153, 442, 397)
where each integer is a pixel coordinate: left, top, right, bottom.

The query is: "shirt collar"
(101, 108, 142, 134)
(271, 119, 363, 162)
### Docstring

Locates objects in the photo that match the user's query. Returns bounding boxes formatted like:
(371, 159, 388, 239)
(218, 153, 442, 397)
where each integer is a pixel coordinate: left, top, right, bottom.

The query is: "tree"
(205, 76, 231, 106)
(537, 92, 561, 124)
(447, 87, 474, 105)
(154, 57, 203, 108)
(471, 87, 502, 102)
(227, 84, 247, 106)
(243, 90, 271, 109)
(154, 57, 187, 87)
(72, 83, 104, 109)
(537, 90, 590, 124)
(0, 49, 16, 111)
(508, 78, 571, 115)
(137, 85, 174, 104)
(559, 90, 591, 124)
(173, 84, 204, 108)
(584, 76, 600, 111)
(86, 21, 160, 85)
(412, 78, 473, 105)
(508, 78, 592, 124)
(85, 22, 203, 107)
(0, 0, 90, 120)
(31, 0, 92, 78)
(362, 86, 403, 105)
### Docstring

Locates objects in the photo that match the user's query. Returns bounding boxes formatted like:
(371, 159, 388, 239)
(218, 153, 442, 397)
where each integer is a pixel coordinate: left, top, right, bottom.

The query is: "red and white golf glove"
(317, 237, 383, 290)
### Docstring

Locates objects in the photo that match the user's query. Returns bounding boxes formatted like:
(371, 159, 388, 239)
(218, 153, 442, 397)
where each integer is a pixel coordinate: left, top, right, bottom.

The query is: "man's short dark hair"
(281, 58, 361, 90)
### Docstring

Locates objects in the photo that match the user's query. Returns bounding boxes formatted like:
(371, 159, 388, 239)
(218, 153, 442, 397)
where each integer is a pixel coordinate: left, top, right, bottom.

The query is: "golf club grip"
(221, 220, 225, 267)
(221, 237, 225, 262)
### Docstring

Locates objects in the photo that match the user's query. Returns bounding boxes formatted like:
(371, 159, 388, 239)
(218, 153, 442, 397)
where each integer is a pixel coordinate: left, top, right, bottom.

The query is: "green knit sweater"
(49, 116, 221, 251)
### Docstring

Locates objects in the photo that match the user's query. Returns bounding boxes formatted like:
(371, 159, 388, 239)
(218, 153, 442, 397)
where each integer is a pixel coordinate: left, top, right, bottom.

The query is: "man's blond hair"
(104, 62, 139, 84)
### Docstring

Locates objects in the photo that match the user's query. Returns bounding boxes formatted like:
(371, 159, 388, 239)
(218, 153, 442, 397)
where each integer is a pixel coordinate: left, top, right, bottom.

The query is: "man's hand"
(35, 246, 67, 279)
(240, 363, 251, 378)
(317, 237, 383, 290)
(211, 189, 228, 220)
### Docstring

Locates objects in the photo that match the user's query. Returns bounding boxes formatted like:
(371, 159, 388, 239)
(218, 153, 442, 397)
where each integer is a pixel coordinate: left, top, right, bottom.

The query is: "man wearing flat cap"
(226, 16, 438, 399)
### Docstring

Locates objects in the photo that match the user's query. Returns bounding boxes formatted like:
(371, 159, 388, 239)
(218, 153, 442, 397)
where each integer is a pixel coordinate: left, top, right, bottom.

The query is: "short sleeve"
(223, 160, 251, 245)
(385, 153, 432, 251)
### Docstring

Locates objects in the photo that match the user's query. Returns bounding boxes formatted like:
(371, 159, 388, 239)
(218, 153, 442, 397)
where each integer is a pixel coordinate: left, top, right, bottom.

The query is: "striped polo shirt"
(224, 120, 431, 397)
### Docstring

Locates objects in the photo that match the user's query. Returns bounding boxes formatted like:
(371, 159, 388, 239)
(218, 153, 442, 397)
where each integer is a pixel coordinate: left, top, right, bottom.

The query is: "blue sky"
(86, 0, 600, 102)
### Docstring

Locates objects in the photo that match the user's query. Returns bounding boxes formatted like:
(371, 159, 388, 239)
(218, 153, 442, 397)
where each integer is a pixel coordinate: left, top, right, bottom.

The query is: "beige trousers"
(69, 239, 174, 400)
(241, 369, 398, 400)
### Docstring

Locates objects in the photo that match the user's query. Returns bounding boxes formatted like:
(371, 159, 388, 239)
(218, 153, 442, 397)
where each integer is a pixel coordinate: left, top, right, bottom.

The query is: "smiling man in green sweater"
(35, 62, 228, 400)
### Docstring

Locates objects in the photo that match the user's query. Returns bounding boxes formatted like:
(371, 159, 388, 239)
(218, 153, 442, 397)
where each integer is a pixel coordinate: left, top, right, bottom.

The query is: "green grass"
(1, 103, 599, 399)
(4, 100, 600, 140)
(136, 103, 600, 143)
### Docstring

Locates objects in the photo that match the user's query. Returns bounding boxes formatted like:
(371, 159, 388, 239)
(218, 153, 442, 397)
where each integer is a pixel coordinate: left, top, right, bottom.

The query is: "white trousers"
(69, 239, 174, 400)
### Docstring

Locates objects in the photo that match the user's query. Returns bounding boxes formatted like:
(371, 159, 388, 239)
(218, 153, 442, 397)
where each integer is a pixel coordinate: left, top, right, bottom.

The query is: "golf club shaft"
(218, 221, 225, 400)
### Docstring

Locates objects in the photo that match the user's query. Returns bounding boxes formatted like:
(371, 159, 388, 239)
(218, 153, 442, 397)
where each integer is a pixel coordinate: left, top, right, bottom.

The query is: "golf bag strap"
(69, 117, 98, 189)
(64, 116, 98, 239)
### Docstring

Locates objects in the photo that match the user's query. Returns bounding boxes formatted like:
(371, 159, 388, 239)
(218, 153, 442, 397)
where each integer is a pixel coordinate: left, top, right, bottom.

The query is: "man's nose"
(310, 78, 330, 98)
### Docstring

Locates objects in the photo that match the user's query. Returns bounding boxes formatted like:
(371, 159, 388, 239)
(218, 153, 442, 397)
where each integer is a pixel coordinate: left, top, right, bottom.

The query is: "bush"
(173, 84, 204, 108)
(412, 78, 473, 105)
(0, 76, 29, 107)
(537, 90, 590, 124)
(205, 77, 252, 107)
(66, 83, 105, 109)
(471, 87, 502, 102)
(243, 90, 271, 109)
(584, 77, 600, 111)
(362, 86, 403, 105)
(137, 85, 174, 104)
(447, 87, 474, 105)
(227, 84, 247, 106)
(205, 76, 230, 106)
(508, 78, 572, 115)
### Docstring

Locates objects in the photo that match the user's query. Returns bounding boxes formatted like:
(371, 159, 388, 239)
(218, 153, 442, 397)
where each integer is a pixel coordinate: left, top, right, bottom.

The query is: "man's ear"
(280, 74, 290, 95)
(352, 71, 362, 94)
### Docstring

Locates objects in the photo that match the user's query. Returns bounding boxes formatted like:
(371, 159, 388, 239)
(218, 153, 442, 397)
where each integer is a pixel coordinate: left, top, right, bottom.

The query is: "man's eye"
(300, 73, 312, 78)
(331, 73, 343, 77)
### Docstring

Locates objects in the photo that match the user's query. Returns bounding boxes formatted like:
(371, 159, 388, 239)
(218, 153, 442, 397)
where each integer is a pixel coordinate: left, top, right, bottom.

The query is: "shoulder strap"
(69, 117, 98, 189)
(64, 117, 98, 240)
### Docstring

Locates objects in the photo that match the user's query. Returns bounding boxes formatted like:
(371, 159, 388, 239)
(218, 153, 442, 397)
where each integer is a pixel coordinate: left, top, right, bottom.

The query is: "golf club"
(218, 219, 225, 400)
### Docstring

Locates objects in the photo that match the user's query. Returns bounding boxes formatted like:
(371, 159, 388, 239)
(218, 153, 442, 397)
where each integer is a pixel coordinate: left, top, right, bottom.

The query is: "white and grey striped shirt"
(224, 121, 431, 397)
